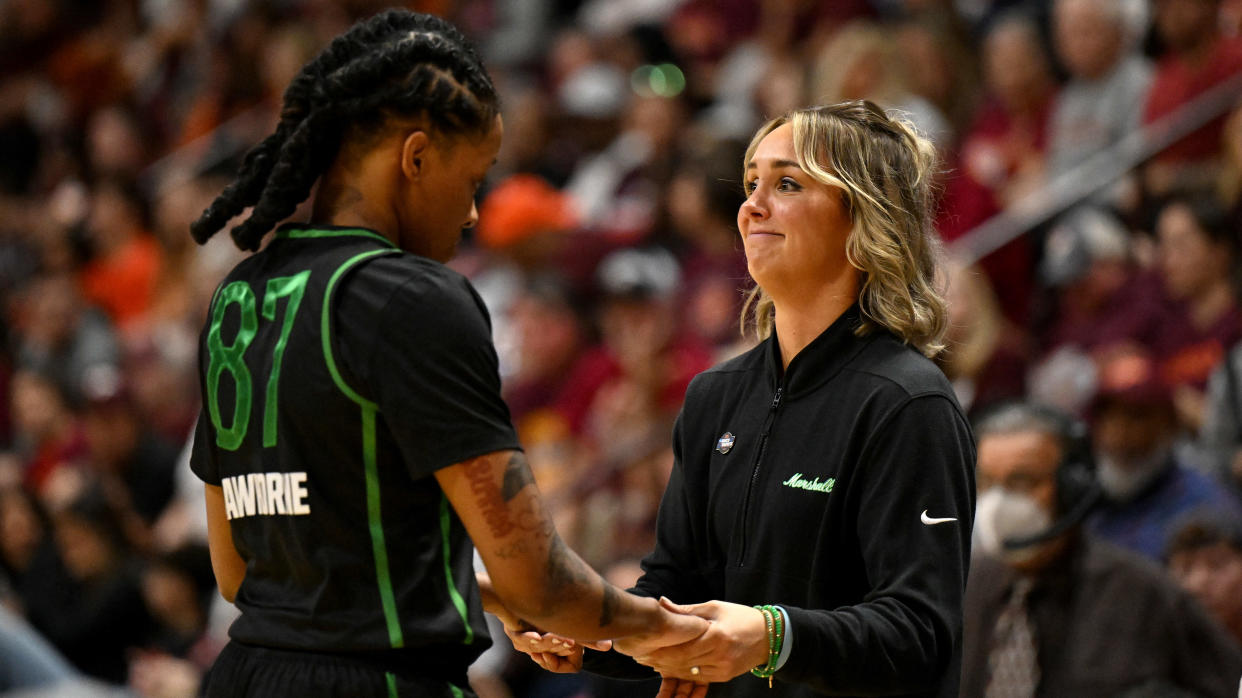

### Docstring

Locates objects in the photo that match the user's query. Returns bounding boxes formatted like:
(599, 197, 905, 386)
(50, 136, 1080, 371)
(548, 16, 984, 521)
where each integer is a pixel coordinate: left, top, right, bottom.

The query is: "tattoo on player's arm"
(503, 454, 554, 536)
(501, 453, 535, 501)
(462, 454, 516, 539)
(543, 535, 591, 613)
(494, 538, 529, 559)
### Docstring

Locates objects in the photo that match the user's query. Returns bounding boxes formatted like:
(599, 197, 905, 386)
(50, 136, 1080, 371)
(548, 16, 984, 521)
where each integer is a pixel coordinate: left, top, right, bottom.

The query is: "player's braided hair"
(190, 10, 499, 251)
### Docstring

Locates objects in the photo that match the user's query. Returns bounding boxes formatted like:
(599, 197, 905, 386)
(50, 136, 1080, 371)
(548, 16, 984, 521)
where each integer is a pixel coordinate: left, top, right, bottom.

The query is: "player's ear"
(400, 129, 429, 182)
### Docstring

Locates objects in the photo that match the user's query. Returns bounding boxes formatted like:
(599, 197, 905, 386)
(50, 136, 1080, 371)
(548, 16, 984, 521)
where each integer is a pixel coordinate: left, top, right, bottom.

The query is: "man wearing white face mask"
(961, 402, 1242, 697)
(1086, 351, 1242, 560)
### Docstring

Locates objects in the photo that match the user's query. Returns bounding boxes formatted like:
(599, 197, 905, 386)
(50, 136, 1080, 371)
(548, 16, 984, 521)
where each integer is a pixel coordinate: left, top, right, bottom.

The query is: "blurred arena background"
(3, 0, 1242, 695)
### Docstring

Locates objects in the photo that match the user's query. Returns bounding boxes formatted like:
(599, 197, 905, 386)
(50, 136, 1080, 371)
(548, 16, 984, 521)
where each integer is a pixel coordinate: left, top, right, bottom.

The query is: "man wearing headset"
(960, 402, 1242, 697)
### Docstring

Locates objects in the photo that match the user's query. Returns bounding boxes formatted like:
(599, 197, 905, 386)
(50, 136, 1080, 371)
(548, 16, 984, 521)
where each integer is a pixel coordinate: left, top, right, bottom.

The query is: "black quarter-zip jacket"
(586, 305, 976, 697)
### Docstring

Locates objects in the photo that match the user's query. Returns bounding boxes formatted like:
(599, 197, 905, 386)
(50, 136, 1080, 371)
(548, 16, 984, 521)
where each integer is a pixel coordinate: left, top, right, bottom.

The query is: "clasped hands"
(501, 598, 771, 698)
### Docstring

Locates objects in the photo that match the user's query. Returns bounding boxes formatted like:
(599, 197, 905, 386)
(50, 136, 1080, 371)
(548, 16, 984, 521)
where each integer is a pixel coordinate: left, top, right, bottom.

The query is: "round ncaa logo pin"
(716, 432, 735, 454)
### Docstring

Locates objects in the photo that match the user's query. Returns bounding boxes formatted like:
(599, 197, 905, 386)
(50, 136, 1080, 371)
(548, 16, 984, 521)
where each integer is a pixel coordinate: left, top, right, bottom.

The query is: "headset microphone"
(1001, 407, 1101, 550)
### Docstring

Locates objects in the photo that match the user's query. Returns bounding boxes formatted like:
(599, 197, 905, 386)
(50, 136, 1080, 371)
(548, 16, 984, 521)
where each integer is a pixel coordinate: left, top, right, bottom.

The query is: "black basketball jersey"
(190, 225, 520, 675)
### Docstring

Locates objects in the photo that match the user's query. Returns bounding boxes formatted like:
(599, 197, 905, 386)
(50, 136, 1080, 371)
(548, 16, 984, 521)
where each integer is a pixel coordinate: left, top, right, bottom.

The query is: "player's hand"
(502, 623, 612, 673)
(482, 577, 609, 674)
(655, 677, 709, 698)
(631, 598, 769, 683)
(611, 600, 710, 659)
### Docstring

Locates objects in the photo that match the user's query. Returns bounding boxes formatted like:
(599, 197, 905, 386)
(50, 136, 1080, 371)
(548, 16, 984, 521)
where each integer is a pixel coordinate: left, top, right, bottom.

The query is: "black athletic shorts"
(202, 641, 476, 698)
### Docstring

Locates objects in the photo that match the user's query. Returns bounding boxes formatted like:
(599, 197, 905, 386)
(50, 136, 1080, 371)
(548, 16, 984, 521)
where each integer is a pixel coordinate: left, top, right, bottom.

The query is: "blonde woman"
(507, 102, 976, 698)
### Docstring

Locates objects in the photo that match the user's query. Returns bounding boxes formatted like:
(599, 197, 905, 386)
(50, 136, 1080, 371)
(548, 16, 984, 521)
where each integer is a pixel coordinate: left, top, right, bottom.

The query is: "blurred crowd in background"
(5, 0, 1242, 695)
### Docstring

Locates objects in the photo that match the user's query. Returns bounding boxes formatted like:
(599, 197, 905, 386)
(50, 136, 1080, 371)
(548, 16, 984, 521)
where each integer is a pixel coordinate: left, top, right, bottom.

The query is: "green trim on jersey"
(440, 494, 474, 644)
(321, 247, 405, 649)
(321, 249, 392, 403)
(363, 402, 402, 648)
(449, 684, 464, 698)
(277, 227, 396, 248)
(386, 671, 398, 698)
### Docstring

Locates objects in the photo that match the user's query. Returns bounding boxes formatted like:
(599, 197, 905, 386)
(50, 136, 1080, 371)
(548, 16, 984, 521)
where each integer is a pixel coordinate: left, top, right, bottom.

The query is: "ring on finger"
(690, 666, 701, 676)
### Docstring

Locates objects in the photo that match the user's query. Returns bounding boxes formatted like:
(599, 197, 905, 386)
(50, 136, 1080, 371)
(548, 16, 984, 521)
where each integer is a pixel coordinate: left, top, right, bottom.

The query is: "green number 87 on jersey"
(206, 271, 310, 450)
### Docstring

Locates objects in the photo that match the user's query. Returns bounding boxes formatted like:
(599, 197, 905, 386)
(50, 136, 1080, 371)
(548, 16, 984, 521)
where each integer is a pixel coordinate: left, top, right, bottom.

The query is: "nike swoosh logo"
(921, 510, 957, 525)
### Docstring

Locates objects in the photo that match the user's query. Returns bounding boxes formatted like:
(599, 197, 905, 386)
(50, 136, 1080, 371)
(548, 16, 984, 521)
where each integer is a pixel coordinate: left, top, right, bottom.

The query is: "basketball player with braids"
(188, 10, 704, 697)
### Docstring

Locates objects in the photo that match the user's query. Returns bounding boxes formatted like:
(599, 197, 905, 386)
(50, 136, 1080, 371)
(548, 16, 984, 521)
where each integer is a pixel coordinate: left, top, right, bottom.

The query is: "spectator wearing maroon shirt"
(1028, 207, 1170, 414)
(548, 248, 713, 572)
(1151, 195, 1242, 431)
(958, 13, 1058, 209)
(554, 247, 713, 437)
(1039, 207, 1169, 354)
(939, 12, 1057, 325)
(664, 141, 750, 353)
(1144, 0, 1242, 196)
(8, 370, 89, 500)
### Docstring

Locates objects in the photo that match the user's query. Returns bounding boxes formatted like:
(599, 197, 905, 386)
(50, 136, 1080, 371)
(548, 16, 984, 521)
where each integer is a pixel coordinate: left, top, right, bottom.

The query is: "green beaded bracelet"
(750, 604, 785, 687)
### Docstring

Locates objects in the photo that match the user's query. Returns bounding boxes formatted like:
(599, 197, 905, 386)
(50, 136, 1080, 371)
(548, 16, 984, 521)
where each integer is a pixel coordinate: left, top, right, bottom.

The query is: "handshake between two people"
(490, 594, 775, 698)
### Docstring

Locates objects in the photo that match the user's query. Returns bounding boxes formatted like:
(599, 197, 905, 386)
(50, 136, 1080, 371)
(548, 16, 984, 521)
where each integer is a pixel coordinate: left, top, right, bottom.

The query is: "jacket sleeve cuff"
(775, 605, 829, 682)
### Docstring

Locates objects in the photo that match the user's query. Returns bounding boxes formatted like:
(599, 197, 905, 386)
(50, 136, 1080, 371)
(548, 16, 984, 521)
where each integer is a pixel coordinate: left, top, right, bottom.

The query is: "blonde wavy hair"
(739, 101, 948, 357)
